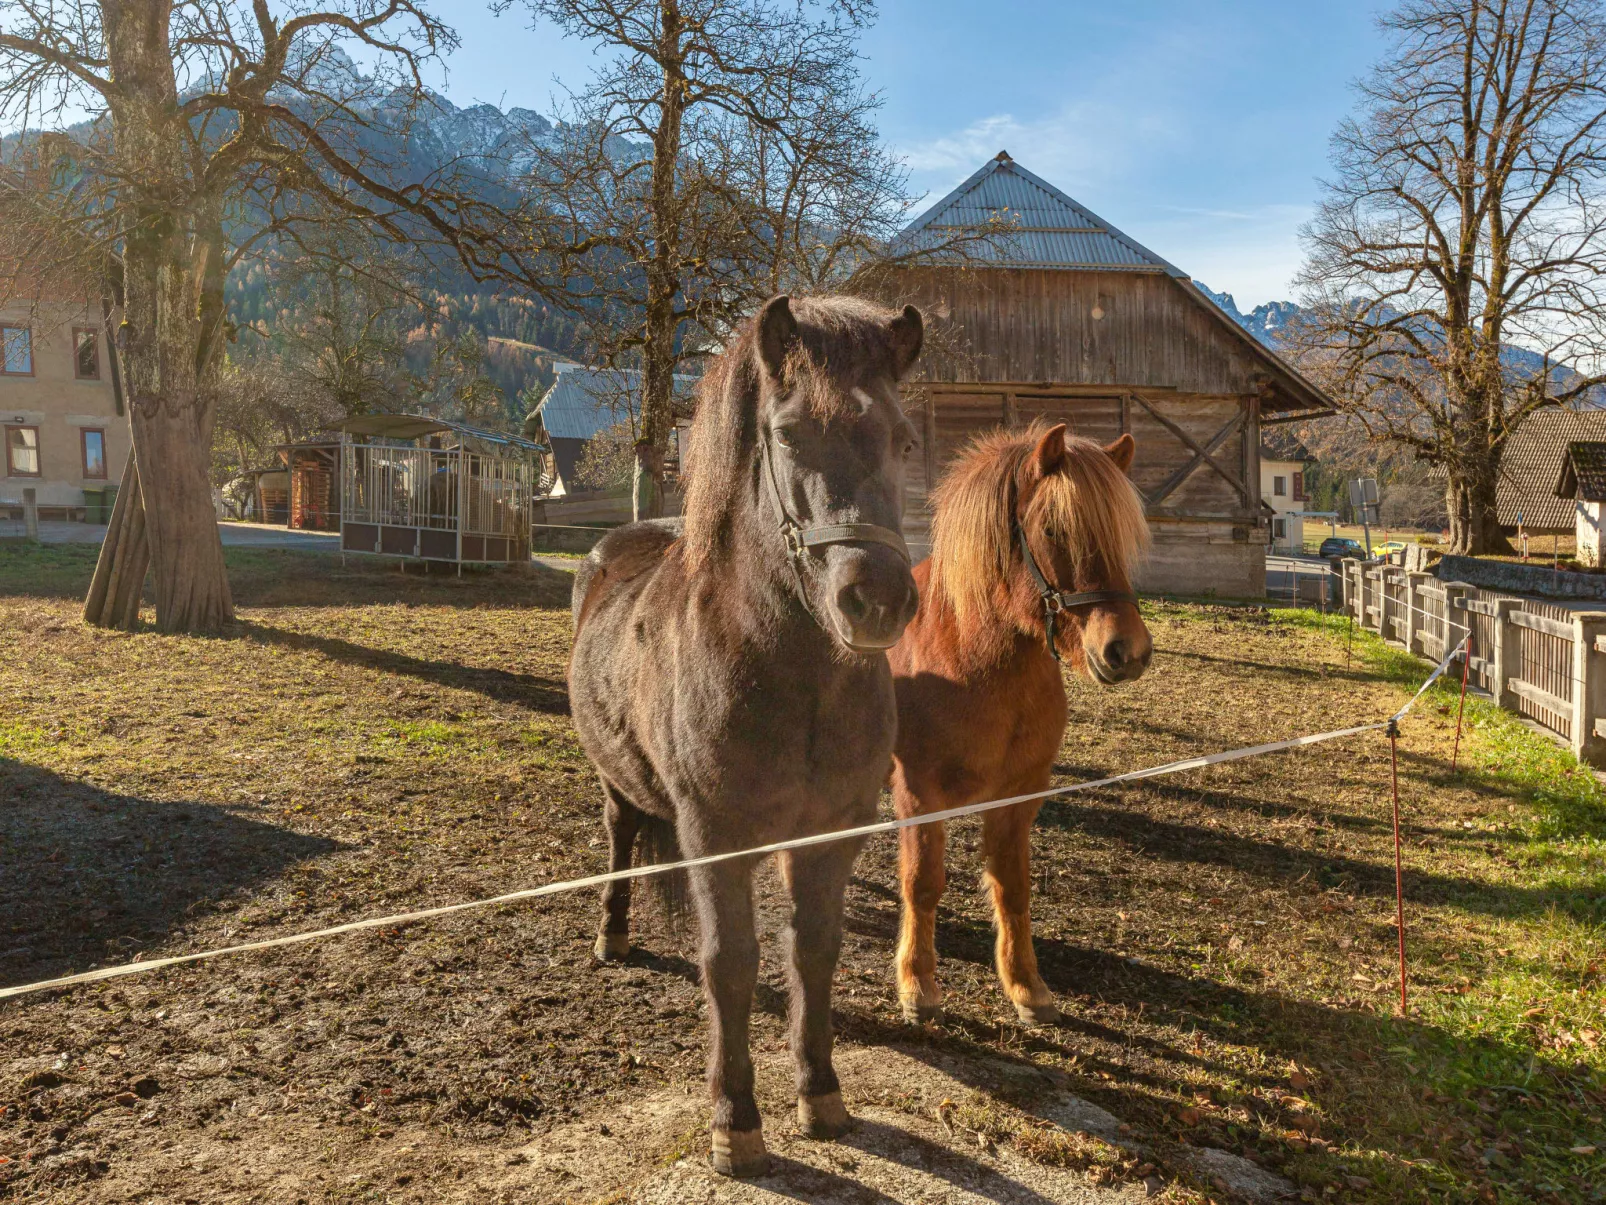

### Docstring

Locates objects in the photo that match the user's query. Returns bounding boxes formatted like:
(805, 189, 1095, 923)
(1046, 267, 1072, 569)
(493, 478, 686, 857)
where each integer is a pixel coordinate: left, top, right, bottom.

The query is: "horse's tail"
(637, 813, 690, 924)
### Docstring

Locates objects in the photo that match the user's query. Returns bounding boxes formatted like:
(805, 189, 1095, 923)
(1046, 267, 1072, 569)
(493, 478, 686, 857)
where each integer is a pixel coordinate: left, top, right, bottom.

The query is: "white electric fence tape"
(0, 631, 1471, 1003)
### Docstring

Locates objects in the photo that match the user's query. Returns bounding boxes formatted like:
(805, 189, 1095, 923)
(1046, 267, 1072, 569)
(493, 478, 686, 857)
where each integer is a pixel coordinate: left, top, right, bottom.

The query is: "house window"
(73, 327, 100, 379)
(1273, 517, 1287, 540)
(81, 428, 107, 479)
(5, 425, 40, 476)
(1, 325, 32, 375)
(1273, 475, 1287, 497)
(1292, 471, 1304, 501)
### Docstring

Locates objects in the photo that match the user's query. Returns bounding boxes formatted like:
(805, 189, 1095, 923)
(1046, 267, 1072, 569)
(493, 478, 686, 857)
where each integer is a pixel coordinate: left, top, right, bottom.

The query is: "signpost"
(1348, 479, 1380, 557)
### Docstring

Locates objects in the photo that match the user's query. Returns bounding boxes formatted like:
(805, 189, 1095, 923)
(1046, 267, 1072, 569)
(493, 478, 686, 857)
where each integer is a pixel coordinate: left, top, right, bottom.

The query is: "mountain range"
(1195, 282, 1598, 401)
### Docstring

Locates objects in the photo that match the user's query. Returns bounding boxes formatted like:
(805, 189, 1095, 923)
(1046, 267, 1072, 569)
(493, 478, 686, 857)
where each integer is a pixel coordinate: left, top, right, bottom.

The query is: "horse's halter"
(759, 428, 911, 630)
(1013, 521, 1138, 664)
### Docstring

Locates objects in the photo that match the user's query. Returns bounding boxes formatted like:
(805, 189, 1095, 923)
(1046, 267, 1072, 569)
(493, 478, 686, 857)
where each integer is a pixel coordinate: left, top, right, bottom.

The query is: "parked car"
(1374, 540, 1410, 557)
(1318, 537, 1366, 558)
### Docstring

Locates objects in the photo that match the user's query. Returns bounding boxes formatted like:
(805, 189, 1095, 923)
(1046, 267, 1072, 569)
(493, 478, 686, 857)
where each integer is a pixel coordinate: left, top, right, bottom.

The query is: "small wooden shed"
(879, 152, 1334, 596)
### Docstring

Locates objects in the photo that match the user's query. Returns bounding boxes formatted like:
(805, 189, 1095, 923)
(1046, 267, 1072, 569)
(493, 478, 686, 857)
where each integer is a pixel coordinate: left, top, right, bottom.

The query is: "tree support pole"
(84, 447, 150, 631)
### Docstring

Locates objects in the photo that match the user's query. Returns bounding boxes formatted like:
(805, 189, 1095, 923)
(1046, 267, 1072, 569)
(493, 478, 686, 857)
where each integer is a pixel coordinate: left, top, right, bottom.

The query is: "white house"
(1554, 440, 1606, 567)
(1260, 435, 1316, 554)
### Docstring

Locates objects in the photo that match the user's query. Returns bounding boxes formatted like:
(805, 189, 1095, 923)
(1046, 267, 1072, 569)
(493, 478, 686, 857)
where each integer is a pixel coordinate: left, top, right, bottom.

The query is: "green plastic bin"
(82, 483, 119, 524)
(82, 486, 107, 523)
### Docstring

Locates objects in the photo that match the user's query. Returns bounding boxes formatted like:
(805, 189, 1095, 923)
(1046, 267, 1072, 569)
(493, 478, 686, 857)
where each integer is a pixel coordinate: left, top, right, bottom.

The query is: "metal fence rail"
(340, 443, 535, 564)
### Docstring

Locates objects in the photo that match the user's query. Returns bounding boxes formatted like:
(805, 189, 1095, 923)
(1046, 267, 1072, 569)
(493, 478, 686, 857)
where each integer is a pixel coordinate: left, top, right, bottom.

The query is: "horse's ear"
(887, 305, 924, 378)
(1103, 432, 1136, 475)
(758, 295, 798, 381)
(1032, 423, 1068, 477)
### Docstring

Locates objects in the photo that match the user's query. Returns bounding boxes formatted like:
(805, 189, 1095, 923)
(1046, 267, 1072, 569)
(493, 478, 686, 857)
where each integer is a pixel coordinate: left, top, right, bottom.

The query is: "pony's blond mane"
(929, 424, 1151, 625)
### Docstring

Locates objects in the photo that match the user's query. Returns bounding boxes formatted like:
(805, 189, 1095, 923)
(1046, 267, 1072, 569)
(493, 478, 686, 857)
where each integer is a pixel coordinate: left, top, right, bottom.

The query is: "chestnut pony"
(889, 422, 1153, 1025)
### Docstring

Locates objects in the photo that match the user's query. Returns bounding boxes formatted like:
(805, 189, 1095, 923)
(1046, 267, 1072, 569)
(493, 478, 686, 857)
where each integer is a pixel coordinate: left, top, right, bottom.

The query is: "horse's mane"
(929, 423, 1151, 626)
(682, 295, 911, 570)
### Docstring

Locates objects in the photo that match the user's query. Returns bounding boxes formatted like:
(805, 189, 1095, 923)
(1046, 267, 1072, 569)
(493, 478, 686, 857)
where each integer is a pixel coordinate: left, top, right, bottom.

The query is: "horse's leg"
(893, 776, 946, 1022)
(981, 798, 1057, 1025)
(779, 839, 864, 1139)
(690, 857, 767, 1177)
(593, 779, 641, 962)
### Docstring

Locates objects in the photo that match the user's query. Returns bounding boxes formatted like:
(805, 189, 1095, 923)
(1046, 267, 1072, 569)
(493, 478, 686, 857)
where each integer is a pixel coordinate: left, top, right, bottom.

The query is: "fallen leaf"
(1290, 1069, 1312, 1092)
(1572, 1145, 1598, 1156)
(1178, 1108, 1201, 1126)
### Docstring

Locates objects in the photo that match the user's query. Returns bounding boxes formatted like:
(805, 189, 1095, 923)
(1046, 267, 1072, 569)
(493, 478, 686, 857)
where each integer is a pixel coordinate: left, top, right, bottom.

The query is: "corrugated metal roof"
(535, 364, 697, 441)
(1498, 408, 1606, 528)
(336, 413, 546, 454)
(896, 152, 1186, 275)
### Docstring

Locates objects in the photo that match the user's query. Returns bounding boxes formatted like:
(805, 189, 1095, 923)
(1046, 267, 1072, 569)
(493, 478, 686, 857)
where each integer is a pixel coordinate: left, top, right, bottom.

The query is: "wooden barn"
(879, 152, 1334, 596)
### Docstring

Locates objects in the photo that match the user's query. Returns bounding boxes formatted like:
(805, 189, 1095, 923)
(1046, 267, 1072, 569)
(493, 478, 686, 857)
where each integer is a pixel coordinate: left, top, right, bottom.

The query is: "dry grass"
(0, 544, 1602, 1203)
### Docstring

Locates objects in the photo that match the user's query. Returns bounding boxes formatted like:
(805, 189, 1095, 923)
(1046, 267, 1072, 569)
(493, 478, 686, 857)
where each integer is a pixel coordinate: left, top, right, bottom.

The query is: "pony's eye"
(774, 425, 802, 450)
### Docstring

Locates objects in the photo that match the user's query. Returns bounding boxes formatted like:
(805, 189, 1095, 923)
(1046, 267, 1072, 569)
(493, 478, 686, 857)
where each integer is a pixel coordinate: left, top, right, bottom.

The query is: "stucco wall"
(1, 301, 127, 511)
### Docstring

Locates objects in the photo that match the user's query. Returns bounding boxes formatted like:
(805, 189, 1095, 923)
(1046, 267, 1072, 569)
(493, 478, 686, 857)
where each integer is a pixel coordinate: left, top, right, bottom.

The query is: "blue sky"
(437, 1, 1395, 307)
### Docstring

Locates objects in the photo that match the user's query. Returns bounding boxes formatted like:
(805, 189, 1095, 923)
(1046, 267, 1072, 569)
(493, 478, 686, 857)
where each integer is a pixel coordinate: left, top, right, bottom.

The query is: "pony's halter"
(1013, 521, 1137, 663)
(760, 431, 910, 627)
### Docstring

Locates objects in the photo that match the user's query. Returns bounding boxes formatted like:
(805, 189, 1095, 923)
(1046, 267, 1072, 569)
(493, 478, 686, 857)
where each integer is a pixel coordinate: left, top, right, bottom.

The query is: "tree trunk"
(1445, 470, 1509, 556)
(632, 0, 686, 524)
(86, 0, 234, 634)
(131, 396, 234, 632)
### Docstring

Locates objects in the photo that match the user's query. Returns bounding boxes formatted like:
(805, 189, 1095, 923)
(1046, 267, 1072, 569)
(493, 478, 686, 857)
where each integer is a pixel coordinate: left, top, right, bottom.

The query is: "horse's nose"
(835, 579, 913, 631)
(1100, 637, 1152, 680)
(830, 556, 916, 649)
(837, 581, 873, 626)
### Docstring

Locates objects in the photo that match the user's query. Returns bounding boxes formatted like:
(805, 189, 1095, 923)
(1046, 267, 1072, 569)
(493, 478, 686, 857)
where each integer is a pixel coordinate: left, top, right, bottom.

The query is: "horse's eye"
(774, 425, 802, 450)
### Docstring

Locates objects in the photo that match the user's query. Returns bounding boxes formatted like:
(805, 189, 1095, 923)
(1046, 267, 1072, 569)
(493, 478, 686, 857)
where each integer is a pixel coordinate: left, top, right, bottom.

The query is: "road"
(1266, 552, 1337, 605)
(3, 519, 581, 571)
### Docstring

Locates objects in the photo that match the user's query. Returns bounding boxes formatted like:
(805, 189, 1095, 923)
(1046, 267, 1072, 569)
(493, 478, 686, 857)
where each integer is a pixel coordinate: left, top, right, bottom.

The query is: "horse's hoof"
(798, 1091, 853, 1139)
(709, 1128, 768, 1178)
(1014, 1000, 1061, 1027)
(593, 932, 630, 962)
(900, 997, 942, 1025)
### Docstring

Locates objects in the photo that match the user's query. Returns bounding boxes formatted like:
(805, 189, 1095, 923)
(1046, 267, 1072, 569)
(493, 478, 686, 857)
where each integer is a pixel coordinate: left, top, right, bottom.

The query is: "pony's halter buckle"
(1013, 522, 1137, 662)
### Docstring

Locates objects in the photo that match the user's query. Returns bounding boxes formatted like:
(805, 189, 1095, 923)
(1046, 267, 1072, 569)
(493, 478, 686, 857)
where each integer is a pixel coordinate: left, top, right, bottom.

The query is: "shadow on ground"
(0, 758, 339, 986)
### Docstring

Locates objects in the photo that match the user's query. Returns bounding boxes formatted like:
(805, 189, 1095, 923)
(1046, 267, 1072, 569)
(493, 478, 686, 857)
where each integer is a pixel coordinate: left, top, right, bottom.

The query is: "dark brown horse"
(568, 296, 923, 1177)
(888, 423, 1152, 1025)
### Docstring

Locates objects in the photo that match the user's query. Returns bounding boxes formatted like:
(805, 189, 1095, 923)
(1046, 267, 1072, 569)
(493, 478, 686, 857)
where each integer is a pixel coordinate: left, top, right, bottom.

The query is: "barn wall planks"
(900, 389, 1264, 596)
(888, 268, 1280, 395)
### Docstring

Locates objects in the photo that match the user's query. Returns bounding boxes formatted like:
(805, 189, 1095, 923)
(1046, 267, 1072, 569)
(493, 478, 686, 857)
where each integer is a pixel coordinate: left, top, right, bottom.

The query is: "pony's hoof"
(1014, 1000, 1061, 1027)
(709, 1128, 768, 1178)
(900, 997, 942, 1025)
(798, 1091, 853, 1139)
(593, 932, 630, 962)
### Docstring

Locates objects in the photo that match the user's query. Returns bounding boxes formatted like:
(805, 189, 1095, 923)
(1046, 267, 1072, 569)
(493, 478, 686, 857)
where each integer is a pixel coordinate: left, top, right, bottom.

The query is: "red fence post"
(1389, 720, 1408, 1014)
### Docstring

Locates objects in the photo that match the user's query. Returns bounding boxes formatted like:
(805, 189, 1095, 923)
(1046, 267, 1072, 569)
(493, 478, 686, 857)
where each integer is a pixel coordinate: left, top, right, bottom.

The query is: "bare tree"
(0, 1, 515, 632)
(1294, 0, 1606, 555)
(503, 0, 924, 519)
